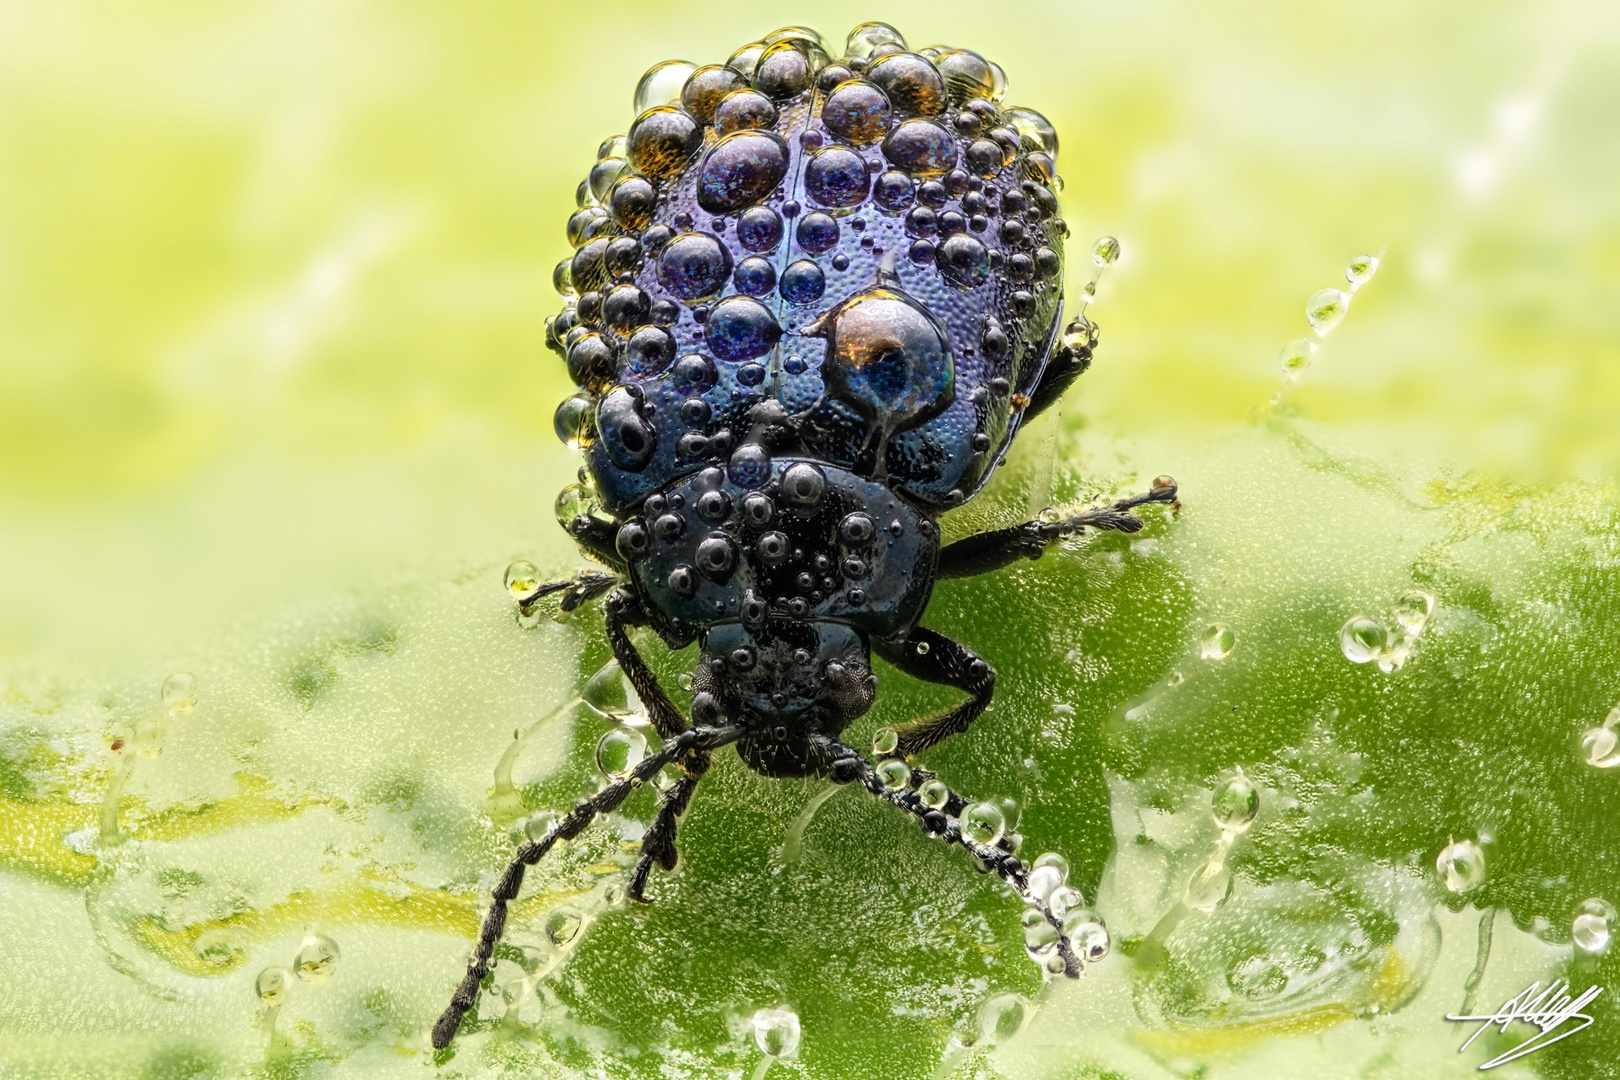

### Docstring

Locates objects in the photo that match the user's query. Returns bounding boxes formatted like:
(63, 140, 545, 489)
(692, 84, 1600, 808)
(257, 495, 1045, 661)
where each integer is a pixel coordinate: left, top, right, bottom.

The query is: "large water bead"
(872, 170, 915, 210)
(588, 157, 629, 203)
(935, 234, 991, 287)
(567, 206, 608, 247)
(602, 284, 650, 332)
(624, 325, 676, 375)
(595, 727, 648, 780)
(294, 933, 340, 984)
(844, 21, 906, 60)
(737, 206, 784, 251)
(672, 354, 718, 393)
(697, 131, 791, 213)
(161, 671, 198, 712)
(883, 119, 957, 178)
(634, 59, 697, 113)
(779, 259, 826, 303)
(821, 80, 892, 145)
(1339, 615, 1388, 663)
(566, 332, 616, 389)
(780, 462, 827, 506)
(876, 758, 911, 790)
(753, 39, 812, 99)
(1573, 898, 1616, 955)
(713, 88, 778, 133)
(704, 296, 783, 362)
(1020, 908, 1059, 957)
(816, 286, 954, 427)
(1437, 838, 1486, 893)
(1062, 909, 1110, 963)
(867, 52, 946, 116)
(1001, 107, 1058, 156)
(959, 801, 1005, 846)
(796, 212, 840, 253)
(933, 48, 996, 103)
(919, 778, 950, 809)
(682, 63, 748, 124)
(608, 175, 657, 232)
(658, 232, 733, 299)
(1212, 769, 1261, 832)
(733, 256, 778, 297)
(805, 145, 872, 207)
(752, 1008, 801, 1059)
(628, 106, 702, 180)
(256, 965, 291, 1006)
(570, 236, 611, 292)
(597, 386, 657, 470)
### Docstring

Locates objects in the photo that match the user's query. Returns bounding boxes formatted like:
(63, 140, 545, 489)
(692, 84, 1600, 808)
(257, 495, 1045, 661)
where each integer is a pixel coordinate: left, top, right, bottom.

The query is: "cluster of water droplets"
(1271, 251, 1381, 404)
(254, 929, 341, 1034)
(1339, 588, 1435, 672)
(1023, 851, 1109, 974)
(1578, 703, 1620, 769)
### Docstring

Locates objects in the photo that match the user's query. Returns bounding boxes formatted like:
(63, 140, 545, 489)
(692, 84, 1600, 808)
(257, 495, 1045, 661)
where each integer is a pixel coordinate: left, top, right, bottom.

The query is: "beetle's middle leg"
(873, 628, 996, 758)
(933, 478, 1179, 581)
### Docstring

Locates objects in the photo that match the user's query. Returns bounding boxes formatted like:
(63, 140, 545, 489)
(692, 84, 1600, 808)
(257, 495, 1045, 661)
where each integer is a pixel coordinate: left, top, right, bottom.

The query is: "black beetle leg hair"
(601, 587, 691, 743)
(815, 737, 1084, 980)
(627, 771, 700, 901)
(872, 628, 997, 759)
(432, 722, 744, 1050)
(517, 570, 622, 620)
(935, 478, 1180, 581)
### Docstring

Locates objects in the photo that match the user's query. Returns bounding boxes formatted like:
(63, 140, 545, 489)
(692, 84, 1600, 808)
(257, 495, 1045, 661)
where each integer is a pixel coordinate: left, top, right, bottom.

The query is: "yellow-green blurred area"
(5, 4, 1620, 1080)
(3, 0, 1617, 666)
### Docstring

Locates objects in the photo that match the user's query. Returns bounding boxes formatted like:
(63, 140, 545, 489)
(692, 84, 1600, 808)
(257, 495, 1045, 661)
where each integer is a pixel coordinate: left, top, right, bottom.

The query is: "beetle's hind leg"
(811, 737, 1087, 979)
(432, 723, 743, 1050)
(934, 477, 1179, 581)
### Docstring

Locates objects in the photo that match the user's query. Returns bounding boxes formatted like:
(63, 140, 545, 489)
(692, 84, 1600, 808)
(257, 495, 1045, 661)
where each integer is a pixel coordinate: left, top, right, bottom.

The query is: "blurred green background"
(2, 1, 1619, 1078)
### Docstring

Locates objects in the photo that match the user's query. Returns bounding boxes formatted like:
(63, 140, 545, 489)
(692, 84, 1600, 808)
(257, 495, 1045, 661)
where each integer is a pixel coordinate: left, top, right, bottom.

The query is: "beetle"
(433, 21, 1177, 1048)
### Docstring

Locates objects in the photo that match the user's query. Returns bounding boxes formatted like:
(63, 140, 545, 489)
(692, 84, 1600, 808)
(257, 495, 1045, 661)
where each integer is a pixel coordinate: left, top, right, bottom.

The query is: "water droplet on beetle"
(876, 759, 911, 790)
(634, 59, 697, 113)
(256, 966, 291, 1006)
(1199, 623, 1235, 660)
(504, 560, 539, 599)
(523, 810, 560, 843)
(1437, 838, 1486, 893)
(1213, 768, 1260, 832)
(1021, 908, 1059, 957)
(960, 802, 1005, 846)
(160, 671, 197, 713)
(1185, 859, 1233, 912)
(294, 933, 340, 983)
(1340, 616, 1388, 663)
(920, 778, 950, 809)
(595, 727, 647, 780)
(1062, 908, 1110, 962)
(1306, 288, 1349, 335)
(872, 727, 899, 755)
(1048, 885, 1083, 918)
(752, 1007, 801, 1057)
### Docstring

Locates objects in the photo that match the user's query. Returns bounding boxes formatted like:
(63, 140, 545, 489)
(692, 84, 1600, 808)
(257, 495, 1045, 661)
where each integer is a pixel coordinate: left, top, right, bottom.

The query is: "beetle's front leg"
(934, 477, 1179, 581)
(601, 587, 689, 744)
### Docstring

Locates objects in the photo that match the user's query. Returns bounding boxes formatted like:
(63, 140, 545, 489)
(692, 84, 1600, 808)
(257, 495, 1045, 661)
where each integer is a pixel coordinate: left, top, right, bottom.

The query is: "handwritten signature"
(1446, 979, 1603, 1070)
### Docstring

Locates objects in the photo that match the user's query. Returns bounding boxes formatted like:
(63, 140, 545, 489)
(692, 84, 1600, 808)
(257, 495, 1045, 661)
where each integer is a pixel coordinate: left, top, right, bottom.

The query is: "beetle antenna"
(432, 723, 744, 1050)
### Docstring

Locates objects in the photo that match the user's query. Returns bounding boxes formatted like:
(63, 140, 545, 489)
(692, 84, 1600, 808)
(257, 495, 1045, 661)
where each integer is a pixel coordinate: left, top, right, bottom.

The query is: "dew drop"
(844, 21, 907, 61)
(752, 1007, 801, 1058)
(256, 966, 291, 1006)
(523, 810, 561, 842)
(976, 993, 1031, 1045)
(1279, 338, 1317, 379)
(1340, 616, 1388, 663)
(1091, 236, 1120, 267)
(1061, 908, 1110, 962)
(161, 671, 198, 713)
(1199, 623, 1235, 660)
(1580, 725, 1620, 768)
(634, 60, 698, 113)
(1047, 885, 1083, 918)
(872, 727, 899, 755)
(1021, 909, 1059, 957)
(960, 801, 1006, 846)
(595, 727, 648, 780)
(1185, 860, 1233, 912)
(876, 759, 911, 790)
(1395, 590, 1435, 634)
(504, 560, 540, 599)
(1026, 852, 1068, 904)
(546, 908, 583, 946)
(1306, 288, 1350, 335)
(920, 778, 949, 809)
(1437, 838, 1486, 893)
(1345, 253, 1380, 288)
(1212, 768, 1260, 832)
(293, 933, 340, 984)
(1573, 898, 1615, 955)
(582, 660, 645, 724)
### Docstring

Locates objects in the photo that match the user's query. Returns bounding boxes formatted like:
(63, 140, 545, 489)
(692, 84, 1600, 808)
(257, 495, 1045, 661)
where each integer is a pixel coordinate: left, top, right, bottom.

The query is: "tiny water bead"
(959, 802, 1005, 846)
(1437, 838, 1486, 893)
(1339, 616, 1388, 663)
(595, 727, 648, 780)
(256, 966, 291, 1006)
(1199, 623, 1235, 660)
(1345, 253, 1380, 288)
(872, 727, 899, 755)
(1279, 338, 1316, 379)
(1394, 590, 1435, 634)
(1062, 909, 1110, 962)
(1573, 898, 1616, 955)
(1212, 769, 1261, 832)
(876, 758, 911, 790)
(919, 778, 950, 809)
(1092, 236, 1120, 266)
(160, 671, 198, 713)
(1306, 288, 1349, 336)
(752, 1007, 801, 1058)
(294, 933, 340, 984)
(503, 560, 540, 599)
(634, 59, 697, 113)
(546, 908, 583, 946)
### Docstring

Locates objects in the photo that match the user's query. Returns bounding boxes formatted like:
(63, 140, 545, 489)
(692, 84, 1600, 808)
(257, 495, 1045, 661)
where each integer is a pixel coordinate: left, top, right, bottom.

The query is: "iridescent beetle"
(434, 22, 1177, 1048)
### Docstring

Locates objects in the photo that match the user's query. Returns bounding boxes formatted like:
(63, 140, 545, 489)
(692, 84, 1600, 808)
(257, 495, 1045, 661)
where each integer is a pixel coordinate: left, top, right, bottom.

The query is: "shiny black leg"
(601, 587, 689, 743)
(935, 479, 1179, 581)
(814, 738, 1084, 979)
(1022, 336, 1093, 422)
(873, 628, 997, 758)
(431, 724, 742, 1050)
(516, 570, 622, 619)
